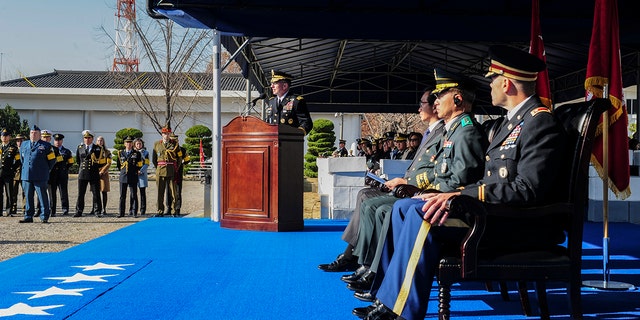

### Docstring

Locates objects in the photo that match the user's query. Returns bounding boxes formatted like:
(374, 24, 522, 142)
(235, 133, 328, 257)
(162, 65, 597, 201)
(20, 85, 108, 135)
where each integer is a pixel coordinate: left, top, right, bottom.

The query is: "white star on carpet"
(72, 262, 134, 271)
(44, 273, 117, 283)
(14, 286, 92, 299)
(0, 302, 63, 316)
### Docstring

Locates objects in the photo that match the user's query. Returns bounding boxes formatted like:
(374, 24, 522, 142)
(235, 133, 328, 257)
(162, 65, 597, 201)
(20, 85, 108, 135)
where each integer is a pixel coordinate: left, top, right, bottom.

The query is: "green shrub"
(113, 128, 143, 151)
(304, 119, 336, 178)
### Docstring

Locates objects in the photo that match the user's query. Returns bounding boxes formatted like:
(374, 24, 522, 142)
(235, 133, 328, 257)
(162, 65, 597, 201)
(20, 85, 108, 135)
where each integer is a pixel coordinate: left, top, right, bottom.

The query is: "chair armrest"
(447, 196, 574, 277)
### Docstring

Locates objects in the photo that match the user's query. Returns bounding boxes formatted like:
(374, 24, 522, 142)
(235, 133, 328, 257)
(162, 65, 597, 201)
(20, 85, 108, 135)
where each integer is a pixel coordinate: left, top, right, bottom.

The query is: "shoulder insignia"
(530, 107, 551, 117)
(296, 95, 304, 100)
(460, 115, 473, 127)
(269, 97, 276, 101)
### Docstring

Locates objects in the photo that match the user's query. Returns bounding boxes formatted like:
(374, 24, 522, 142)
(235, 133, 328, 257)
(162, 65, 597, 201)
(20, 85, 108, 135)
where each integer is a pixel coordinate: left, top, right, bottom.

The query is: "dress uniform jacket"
(51, 145, 74, 182)
(47, 146, 61, 185)
(152, 140, 179, 178)
(20, 140, 56, 181)
(116, 149, 143, 184)
(0, 142, 20, 180)
(76, 144, 105, 181)
(459, 96, 569, 248)
(174, 146, 191, 184)
(264, 93, 313, 135)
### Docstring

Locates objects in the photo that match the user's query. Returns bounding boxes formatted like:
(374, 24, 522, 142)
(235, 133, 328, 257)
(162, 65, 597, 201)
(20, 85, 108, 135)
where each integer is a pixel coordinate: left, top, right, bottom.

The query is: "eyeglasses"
(435, 88, 453, 99)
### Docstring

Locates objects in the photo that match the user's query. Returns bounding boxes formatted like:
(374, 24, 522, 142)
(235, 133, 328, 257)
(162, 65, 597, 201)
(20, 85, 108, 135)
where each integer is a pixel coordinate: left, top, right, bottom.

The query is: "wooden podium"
(221, 116, 304, 231)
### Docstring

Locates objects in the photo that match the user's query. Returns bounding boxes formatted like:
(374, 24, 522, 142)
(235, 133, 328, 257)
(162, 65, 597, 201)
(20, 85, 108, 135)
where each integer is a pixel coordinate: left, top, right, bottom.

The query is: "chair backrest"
(552, 98, 610, 261)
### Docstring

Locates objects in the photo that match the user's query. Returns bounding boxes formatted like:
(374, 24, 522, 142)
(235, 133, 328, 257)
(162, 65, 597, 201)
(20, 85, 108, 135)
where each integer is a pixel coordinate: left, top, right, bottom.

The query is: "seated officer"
(347, 70, 488, 298)
(362, 46, 568, 320)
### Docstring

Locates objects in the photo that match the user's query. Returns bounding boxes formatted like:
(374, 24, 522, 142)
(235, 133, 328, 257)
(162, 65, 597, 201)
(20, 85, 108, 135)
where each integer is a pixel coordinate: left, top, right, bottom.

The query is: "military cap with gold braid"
(394, 133, 408, 142)
(270, 70, 293, 83)
(484, 45, 546, 81)
(432, 68, 474, 94)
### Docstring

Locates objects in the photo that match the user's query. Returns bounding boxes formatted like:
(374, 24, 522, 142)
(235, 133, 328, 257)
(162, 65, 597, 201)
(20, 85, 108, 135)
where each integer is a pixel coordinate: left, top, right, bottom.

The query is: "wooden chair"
(437, 98, 610, 320)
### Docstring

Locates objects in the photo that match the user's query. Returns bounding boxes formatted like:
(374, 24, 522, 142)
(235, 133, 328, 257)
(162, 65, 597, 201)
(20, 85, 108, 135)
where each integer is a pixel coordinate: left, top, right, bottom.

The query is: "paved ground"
(0, 175, 321, 262)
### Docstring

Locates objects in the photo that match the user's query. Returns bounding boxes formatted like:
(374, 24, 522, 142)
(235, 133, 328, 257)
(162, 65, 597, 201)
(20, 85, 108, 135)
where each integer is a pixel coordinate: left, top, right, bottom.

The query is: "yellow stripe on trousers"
(392, 220, 431, 316)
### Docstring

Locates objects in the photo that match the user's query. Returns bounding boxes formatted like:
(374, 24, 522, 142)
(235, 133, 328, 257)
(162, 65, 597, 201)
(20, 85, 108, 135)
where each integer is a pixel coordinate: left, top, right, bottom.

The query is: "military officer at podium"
(265, 70, 313, 135)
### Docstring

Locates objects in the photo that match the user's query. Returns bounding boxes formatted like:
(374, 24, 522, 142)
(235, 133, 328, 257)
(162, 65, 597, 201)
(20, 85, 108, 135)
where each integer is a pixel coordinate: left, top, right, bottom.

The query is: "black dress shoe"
(364, 302, 397, 320)
(18, 218, 33, 223)
(154, 213, 164, 217)
(73, 213, 82, 217)
(353, 302, 378, 319)
(41, 220, 49, 224)
(347, 269, 375, 291)
(354, 290, 376, 302)
(342, 265, 369, 283)
(318, 253, 359, 272)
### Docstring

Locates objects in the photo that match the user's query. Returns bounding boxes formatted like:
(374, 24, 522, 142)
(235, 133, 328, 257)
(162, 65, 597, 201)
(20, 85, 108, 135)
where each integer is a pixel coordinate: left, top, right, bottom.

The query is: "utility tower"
(112, 0, 139, 72)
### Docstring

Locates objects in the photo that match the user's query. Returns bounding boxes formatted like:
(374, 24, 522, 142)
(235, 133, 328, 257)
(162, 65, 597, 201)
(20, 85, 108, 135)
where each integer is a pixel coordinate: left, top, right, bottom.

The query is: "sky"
(0, 0, 135, 82)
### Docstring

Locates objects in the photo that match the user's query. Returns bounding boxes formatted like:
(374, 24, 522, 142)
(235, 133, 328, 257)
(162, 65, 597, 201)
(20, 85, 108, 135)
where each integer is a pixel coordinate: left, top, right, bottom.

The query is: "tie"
(421, 129, 430, 145)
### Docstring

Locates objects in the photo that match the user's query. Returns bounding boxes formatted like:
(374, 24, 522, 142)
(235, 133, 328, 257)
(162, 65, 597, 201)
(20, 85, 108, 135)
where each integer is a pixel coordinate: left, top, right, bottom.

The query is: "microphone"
(251, 93, 267, 106)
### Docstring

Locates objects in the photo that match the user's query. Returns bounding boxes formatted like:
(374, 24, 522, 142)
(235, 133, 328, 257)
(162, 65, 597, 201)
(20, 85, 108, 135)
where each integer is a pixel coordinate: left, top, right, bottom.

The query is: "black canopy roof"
(147, 0, 640, 115)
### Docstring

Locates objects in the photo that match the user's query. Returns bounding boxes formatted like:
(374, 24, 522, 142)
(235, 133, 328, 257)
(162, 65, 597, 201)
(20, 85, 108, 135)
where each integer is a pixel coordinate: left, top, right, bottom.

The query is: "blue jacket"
(20, 139, 56, 181)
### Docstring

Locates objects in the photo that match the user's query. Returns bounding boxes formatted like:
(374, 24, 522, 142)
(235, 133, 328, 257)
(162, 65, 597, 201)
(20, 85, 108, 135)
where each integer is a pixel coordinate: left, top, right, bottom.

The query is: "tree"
(0, 104, 29, 136)
(101, 10, 212, 134)
(361, 112, 426, 140)
(184, 124, 212, 161)
(113, 128, 144, 151)
(304, 119, 337, 178)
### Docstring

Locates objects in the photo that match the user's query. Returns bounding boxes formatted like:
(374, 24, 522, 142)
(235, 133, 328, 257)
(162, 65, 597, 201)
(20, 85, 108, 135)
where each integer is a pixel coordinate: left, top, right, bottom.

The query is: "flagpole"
(582, 84, 634, 290)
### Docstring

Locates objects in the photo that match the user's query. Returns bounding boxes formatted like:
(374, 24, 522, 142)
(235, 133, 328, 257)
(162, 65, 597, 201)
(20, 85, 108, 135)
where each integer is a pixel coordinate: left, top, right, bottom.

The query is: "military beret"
(270, 69, 293, 83)
(432, 68, 475, 94)
(161, 127, 172, 134)
(484, 45, 546, 81)
(53, 133, 65, 140)
(0, 129, 9, 136)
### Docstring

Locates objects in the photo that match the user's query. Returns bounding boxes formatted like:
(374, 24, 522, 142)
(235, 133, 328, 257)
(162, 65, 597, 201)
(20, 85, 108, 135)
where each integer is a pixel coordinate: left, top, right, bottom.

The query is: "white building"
(0, 70, 361, 152)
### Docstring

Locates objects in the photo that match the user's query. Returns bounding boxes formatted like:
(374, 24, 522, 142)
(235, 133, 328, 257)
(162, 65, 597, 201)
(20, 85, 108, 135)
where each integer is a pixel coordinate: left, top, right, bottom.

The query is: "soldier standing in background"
(52, 134, 74, 216)
(116, 136, 142, 218)
(1, 129, 21, 217)
(39, 129, 59, 216)
(74, 130, 105, 217)
(96, 136, 112, 215)
(152, 127, 178, 217)
(166, 133, 190, 216)
(19, 125, 56, 223)
(10, 134, 25, 217)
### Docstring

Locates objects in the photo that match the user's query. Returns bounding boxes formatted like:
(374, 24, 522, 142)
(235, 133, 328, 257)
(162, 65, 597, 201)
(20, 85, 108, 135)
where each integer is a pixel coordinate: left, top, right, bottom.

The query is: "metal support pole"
(211, 30, 222, 222)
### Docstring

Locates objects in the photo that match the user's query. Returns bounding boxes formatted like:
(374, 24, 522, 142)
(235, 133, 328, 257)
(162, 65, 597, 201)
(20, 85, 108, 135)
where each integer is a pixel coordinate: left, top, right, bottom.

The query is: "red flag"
(529, 0, 552, 108)
(199, 138, 205, 168)
(585, 0, 630, 199)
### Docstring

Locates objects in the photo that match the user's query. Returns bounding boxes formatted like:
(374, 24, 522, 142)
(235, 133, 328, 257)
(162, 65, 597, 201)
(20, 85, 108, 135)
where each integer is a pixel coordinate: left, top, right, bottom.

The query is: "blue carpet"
(0, 219, 638, 319)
